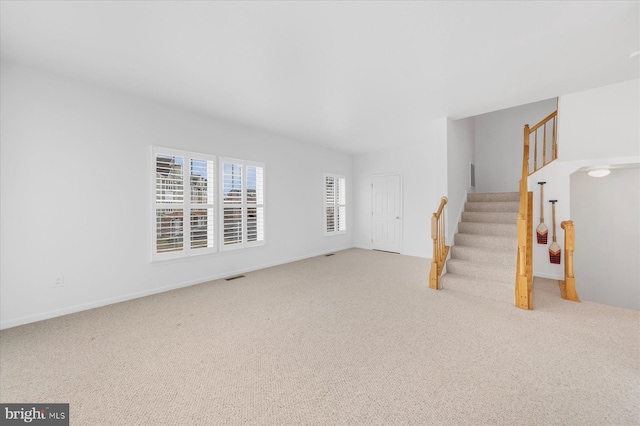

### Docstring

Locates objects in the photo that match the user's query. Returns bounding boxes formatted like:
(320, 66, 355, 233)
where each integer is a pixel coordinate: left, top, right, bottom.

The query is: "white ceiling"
(1, 1, 638, 154)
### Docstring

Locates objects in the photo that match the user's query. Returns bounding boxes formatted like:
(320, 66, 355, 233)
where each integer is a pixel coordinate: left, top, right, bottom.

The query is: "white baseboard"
(400, 250, 430, 259)
(0, 246, 353, 330)
(534, 272, 564, 280)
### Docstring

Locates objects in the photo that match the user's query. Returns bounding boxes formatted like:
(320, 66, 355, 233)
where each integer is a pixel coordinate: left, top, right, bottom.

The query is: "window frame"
(324, 173, 347, 236)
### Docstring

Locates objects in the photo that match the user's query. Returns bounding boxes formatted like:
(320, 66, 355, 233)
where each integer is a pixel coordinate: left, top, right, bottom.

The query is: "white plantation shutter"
(222, 162, 243, 246)
(325, 176, 336, 232)
(155, 151, 185, 255)
(156, 208, 184, 253)
(153, 148, 216, 260)
(337, 176, 346, 232)
(221, 159, 265, 249)
(247, 165, 264, 243)
(189, 157, 215, 250)
(155, 154, 184, 204)
(324, 174, 346, 235)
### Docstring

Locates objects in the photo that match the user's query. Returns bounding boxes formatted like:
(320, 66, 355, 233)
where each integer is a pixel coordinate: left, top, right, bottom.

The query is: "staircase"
(440, 192, 519, 304)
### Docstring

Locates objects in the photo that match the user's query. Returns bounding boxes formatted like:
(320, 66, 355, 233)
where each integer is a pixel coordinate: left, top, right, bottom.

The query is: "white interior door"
(371, 174, 402, 253)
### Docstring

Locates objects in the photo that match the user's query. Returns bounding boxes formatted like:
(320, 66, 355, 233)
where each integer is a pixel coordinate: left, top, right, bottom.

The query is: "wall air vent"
(470, 163, 476, 189)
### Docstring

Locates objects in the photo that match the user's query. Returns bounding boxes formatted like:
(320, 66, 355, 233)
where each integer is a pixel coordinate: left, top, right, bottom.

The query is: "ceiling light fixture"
(587, 169, 610, 178)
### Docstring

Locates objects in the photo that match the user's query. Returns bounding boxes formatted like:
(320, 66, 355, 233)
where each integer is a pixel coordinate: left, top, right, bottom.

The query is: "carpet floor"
(1, 248, 638, 425)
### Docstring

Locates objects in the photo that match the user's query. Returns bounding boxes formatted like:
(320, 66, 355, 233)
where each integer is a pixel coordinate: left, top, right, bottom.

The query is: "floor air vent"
(225, 275, 245, 281)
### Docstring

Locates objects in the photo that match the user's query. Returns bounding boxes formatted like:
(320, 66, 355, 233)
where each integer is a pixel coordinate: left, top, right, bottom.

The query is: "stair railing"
(560, 220, 580, 302)
(529, 110, 558, 175)
(515, 109, 559, 309)
(429, 196, 449, 290)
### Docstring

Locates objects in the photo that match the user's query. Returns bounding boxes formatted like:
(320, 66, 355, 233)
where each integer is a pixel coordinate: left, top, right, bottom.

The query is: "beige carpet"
(1, 248, 638, 425)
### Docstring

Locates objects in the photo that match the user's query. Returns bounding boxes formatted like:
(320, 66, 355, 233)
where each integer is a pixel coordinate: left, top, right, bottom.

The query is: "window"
(324, 174, 346, 235)
(221, 158, 265, 250)
(153, 147, 216, 260)
(153, 148, 265, 259)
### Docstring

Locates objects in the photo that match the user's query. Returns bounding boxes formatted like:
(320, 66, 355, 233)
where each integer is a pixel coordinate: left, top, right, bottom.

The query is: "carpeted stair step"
(446, 258, 513, 284)
(464, 201, 519, 213)
(457, 222, 517, 238)
(467, 192, 520, 202)
(450, 245, 516, 270)
(454, 233, 517, 251)
(440, 273, 514, 305)
(439, 191, 520, 305)
(461, 211, 518, 224)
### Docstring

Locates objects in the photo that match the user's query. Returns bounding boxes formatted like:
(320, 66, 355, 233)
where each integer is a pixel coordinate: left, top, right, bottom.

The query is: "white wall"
(570, 168, 639, 310)
(530, 79, 640, 280)
(0, 62, 353, 329)
(446, 117, 475, 243)
(353, 118, 448, 258)
(475, 98, 557, 192)
(560, 79, 640, 162)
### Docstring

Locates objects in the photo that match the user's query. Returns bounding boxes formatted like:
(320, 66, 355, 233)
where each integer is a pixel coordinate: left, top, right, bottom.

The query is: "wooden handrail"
(435, 198, 447, 217)
(560, 220, 580, 302)
(529, 110, 557, 132)
(429, 196, 449, 290)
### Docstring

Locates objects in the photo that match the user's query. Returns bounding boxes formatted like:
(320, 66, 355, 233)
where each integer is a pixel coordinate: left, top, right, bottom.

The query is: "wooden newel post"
(429, 197, 448, 290)
(560, 220, 580, 302)
(430, 213, 439, 289)
(516, 212, 529, 309)
(514, 123, 533, 310)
